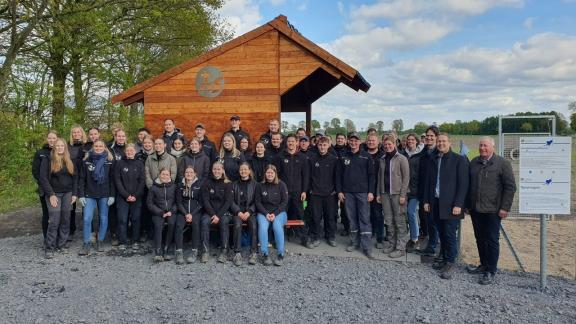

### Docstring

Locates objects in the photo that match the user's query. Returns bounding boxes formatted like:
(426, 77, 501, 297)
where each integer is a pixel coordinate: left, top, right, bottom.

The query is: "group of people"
(32, 115, 516, 284)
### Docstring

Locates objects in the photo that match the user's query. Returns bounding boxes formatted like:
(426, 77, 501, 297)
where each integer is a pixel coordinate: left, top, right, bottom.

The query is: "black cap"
(299, 136, 310, 142)
(195, 123, 205, 129)
(347, 132, 361, 140)
(230, 115, 240, 121)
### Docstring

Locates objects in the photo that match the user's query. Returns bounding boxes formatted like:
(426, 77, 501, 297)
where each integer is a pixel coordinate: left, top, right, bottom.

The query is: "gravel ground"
(0, 235, 575, 324)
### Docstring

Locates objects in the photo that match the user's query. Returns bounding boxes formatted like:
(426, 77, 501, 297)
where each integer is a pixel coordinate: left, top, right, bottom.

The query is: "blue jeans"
(407, 198, 420, 241)
(83, 197, 109, 244)
(257, 212, 287, 255)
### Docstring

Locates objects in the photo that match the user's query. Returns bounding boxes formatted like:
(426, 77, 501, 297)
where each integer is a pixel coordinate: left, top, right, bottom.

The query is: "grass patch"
(0, 176, 38, 214)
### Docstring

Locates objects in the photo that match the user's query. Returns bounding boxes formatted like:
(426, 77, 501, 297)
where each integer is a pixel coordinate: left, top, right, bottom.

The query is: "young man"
(145, 138, 177, 189)
(273, 134, 310, 245)
(333, 132, 350, 236)
(224, 115, 250, 150)
(162, 119, 185, 153)
(336, 132, 376, 259)
(135, 128, 150, 153)
(194, 123, 217, 163)
(423, 133, 469, 280)
(467, 137, 516, 284)
(259, 119, 284, 149)
(107, 129, 128, 245)
(364, 133, 385, 248)
(299, 136, 313, 157)
(268, 132, 284, 157)
(308, 136, 339, 247)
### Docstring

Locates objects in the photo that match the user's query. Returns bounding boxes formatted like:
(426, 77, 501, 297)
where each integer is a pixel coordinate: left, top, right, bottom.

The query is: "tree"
(520, 122, 533, 132)
(298, 120, 305, 129)
(391, 119, 403, 132)
(281, 120, 289, 133)
(311, 119, 320, 131)
(413, 122, 428, 135)
(330, 117, 341, 129)
(376, 120, 384, 132)
(344, 119, 356, 132)
(323, 121, 330, 130)
(571, 113, 576, 132)
(569, 101, 576, 112)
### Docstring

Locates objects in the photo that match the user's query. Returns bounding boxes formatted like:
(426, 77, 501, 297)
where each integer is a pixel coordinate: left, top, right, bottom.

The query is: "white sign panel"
(519, 137, 572, 215)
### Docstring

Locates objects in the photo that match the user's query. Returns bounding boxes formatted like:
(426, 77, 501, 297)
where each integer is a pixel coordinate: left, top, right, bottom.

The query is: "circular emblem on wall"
(196, 66, 224, 98)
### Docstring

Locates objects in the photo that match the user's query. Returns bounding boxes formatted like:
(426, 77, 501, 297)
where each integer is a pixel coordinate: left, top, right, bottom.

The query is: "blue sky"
(219, 0, 576, 130)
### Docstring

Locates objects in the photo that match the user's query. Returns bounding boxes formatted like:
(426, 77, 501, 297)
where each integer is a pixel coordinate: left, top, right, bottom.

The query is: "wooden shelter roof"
(111, 15, 370, 106)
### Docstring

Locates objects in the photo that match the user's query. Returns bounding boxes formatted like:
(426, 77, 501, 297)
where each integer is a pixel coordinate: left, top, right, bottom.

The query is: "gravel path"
(0, 235, 575, 323)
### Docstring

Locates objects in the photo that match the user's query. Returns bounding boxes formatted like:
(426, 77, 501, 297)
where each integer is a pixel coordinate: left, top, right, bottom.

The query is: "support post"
(540, 214, 547, 292)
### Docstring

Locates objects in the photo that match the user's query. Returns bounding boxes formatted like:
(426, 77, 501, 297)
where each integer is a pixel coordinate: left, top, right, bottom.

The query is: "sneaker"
(200, 253, 209, 263)
(389, 250, 406, 258)
(415, 247, 436, 257)
(111, 237, 119, 247)
(233, 253, 243, 266)
(217, 250, 228, 263)
(406, 240, 417, 252)
(327, 240, 337, 247)
(96, 241, 105, 253)
(58, 244, 69, 254)
(186, 249, 198, 264)
(365, 250, 375, 260)
(312, 240, 321, 247)
(466, 264, 486, 274)
(132, 243, 140, 252)
(163, 248, 173, 261)
(273, 254, 284, 266)
(78, 243, 91, 256)
(175, 249, 184, 265)
(382, 243, 395, 254)
(248, 253, 258, 265)
(440, 263, 455, 280)
(346, 243, 359, 252)
(375, 242, 384, 249)
(262, 254, 273, 266)
(432, 260, 446, 270)
(45, 249, 55, 259)
(479, 272, 496, 285)
(305, 240, 315, 249)
(118, 244, 127, 252)
(153, 249, 164, 263)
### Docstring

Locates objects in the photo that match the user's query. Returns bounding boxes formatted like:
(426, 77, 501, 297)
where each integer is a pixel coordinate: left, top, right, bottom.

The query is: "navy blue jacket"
(336, 149, 376, 194)
(273, 150, 310, 194)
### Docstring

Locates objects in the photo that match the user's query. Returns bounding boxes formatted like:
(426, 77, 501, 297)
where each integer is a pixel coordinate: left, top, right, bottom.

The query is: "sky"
(218, 0, 576, 130)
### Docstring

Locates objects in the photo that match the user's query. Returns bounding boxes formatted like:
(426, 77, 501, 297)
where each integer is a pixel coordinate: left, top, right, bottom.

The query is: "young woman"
(376, 135, 410, 258)
(136, 135, 154, 162)
(39, 138, 78, 258)
(147, 168, 178, 262)
(178, 138, 210, 182)
(84, 127, 100, 152)
(255, 165, 288, 266)
(68, 125, 87, 238)
(201, 162, 233, 263)
(175, 166, 205, 264)
(78, 140, 115, 256)
(114, 144, 145, 251)
(230, 163, 258, 266)
(402, 133, 424, 251)
(239, 137, 252, 159)
(218, 133, 245, 182)
(32, 130, 58, 239)
(170, 137, 186, 165)
(248, 141, 270, 183)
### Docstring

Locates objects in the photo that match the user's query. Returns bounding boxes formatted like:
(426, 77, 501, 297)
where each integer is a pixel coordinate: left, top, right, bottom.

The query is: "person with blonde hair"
(218, 132, 246, 182)
(32, 130, 58, 239)
(255, 164, 289, 266)
(39, 138, 78, 258)
(69, 125, 87, 238)
(201, 161, 233, 263)
(78, 140, 115, 256)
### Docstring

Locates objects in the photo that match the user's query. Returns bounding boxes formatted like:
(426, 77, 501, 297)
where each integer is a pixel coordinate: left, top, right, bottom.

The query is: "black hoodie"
(114, 158, 145, 200)
(147, 179, 178, 216)
(32, 144, 52, 195)
(201, 177, 232, 217)
(248, 153, 272, 183)
(39, 158, 78, 196)
(231, 178, 257, 215)
(199, 136, 217, 162)
(109, 142, 126, 161)
(178, 150, 210, 182)
(218, 150, 246, 182)
(255, 181, 288, 216)
(162, 128, 185, 154)
(176, 178, 203, 216)
(273, 150, 309, 194)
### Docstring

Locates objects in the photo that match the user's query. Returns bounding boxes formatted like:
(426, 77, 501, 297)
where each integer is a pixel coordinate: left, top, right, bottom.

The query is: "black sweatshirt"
(255, 181, 288, 216)
(248, 154, 272, 183)
(176, 178, 203, 216)
(273, 150, 309, 194)
(308, 152, 338, 196)
(109, 142, 126, 161)
(32, 144, 52, 189)
(218, 150, 246, 182)
(199, 136, 217, 163)
(79, 158, 115, 198)
(201, 177, 233, 217)
(39, 158, 78, 196)
(336, 149, 376, 194)
(178, 151, 210, 182)
(147, 180, 178, 216)
(114, 158, 145, 199)
(231, 179, 257, 215)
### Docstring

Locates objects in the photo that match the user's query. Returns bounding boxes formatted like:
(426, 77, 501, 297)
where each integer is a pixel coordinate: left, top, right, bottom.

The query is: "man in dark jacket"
(467, 136, 516, 285)
(423, 133, 469, 279)
(224, 115, 250, 150)
(333, 132, 350, 235)
(307, 136, 339, 247)
(195, 124, 217, 163)
(162, 118, 185, 153)
(336, 132, 376, 259)
(365, 133, 385, 248)
(273, 134, 310, 245)
(259, 119, 285, 149)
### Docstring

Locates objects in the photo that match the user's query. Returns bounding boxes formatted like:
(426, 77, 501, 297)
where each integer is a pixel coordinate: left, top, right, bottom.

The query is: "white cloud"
(219, 0, 263, 37)
(523, 17, 534, 30)
(297, 2, 307, 11)
(268, 0, 286, 5)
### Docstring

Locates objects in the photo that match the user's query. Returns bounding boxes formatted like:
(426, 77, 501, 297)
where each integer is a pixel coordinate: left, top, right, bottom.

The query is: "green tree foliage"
(413, 122, 428, 135)
(311, 119, 321, 131)
(391, 119, 403, 132)
(344, 119, 356, 132)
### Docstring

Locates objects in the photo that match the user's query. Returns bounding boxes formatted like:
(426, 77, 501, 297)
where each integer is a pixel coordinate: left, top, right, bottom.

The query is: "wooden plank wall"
(144, 31, 280, 149)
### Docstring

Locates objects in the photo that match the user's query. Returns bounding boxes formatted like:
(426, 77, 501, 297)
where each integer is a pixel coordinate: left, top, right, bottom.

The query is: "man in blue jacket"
(423, 133, 469, 279)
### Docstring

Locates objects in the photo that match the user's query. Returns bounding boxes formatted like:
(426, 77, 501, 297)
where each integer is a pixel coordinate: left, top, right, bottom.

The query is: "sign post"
(519, 136, 572, 291)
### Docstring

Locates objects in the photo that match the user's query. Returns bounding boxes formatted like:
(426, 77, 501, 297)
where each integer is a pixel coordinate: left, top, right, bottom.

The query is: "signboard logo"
(196, 66, 224, 98)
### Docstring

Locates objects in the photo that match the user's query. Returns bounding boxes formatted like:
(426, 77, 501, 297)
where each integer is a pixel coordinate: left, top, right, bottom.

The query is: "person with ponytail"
(39, 138, 78, 258)
(201, 161, 233, 263)
(174, 166, 205, 264)
(68, 125, 87, 239)
(218, 133, 245, 182)
(32, 130, 58, 239)
(78, 140, 115, 256)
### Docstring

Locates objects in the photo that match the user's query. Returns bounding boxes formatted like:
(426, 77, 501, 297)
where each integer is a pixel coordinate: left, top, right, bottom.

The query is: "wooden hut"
(111, 15, 370, 144)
